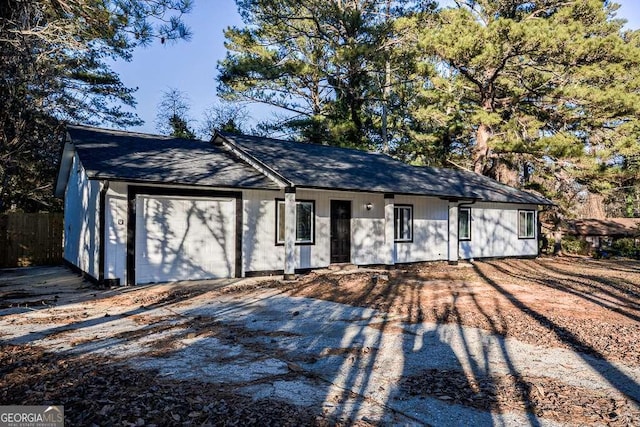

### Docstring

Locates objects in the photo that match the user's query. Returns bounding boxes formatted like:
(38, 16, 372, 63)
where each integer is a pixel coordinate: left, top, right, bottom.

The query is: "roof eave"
(293, 184, 482, 200)
(83, 175, 281, 192)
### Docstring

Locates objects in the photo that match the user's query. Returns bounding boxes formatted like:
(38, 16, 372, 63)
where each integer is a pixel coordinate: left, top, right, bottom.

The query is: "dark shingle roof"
(67, 125, 280, 190)
(65, 125, 551, 204)
(567, 218, 640, 237)
(220, 132, 552, 205)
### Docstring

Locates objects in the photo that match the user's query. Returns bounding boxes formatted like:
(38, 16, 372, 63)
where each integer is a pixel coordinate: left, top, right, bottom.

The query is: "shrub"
(561, 236, 590, 255)
(611, 238, 638, 258)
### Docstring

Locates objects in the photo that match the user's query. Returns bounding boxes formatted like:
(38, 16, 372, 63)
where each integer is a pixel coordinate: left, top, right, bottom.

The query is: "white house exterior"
(55, 125, 550, 286)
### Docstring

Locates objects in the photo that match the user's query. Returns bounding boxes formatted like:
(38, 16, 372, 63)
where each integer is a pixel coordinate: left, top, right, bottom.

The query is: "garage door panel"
(136, 196, 235, 284)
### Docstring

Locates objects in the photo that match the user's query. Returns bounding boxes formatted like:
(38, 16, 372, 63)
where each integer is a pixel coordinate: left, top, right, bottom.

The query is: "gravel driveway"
(1, 263, 639, 426)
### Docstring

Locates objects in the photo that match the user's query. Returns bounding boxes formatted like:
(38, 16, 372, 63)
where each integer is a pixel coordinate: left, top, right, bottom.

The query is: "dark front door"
(330, 200, 351, 263)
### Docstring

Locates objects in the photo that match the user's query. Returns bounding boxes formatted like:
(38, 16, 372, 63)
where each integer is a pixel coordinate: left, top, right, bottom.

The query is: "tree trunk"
(551, 210, 565, 256)
(522, 159, 531, 183)
(473, 123, 491, 174)
(380, 0, 391, 154)
(553, 229, 564, 256)
(494, 158, 518, 186)
(381, 58, 390, 154)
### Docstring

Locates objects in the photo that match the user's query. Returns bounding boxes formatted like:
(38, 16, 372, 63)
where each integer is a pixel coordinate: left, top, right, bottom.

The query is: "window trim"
(275, 198, 316, 246)
(394, 204, 413, 243)
(518, 209, 536, 239)
(458, 207, 471, 241)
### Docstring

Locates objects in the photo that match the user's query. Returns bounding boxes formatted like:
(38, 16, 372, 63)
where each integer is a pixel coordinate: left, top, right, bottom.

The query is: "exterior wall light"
(366, 202, 373, 211)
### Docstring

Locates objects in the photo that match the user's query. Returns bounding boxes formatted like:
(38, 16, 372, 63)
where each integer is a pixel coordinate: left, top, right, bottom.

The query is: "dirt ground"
(1, 257, 639, 426)
(288, 257, 640, 366)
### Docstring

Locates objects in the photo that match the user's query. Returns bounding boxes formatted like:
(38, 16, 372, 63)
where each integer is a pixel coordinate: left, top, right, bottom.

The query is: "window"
(518, 210, 536, 239)
(394, 205, 413, 242)
(459, 207, 471, 240)
(276, 200, 315, 244)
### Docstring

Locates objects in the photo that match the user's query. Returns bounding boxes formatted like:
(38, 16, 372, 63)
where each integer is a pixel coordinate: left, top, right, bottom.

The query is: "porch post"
(448, 201, 459, 265)
(384, 194, 395, 265)
(284, 187, 296, 280)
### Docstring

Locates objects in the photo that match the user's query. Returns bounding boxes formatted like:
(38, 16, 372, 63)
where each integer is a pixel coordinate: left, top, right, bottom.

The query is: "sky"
(110, 0, 640, 135)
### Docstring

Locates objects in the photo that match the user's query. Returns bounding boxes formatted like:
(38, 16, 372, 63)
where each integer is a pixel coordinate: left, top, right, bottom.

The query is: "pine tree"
(401, 0, 640, 193)
(218, 0, 422, 148)
(0, 0, 192, 211)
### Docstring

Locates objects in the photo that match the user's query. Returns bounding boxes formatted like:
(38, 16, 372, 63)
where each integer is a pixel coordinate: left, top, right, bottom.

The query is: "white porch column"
(284, 188, 296, 279)
(384, 194, 395, 265)
(448, 201, 459, 264)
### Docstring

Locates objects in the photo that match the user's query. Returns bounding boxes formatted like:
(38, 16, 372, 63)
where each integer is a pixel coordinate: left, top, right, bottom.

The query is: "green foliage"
(611, 237, 637, 257)
(0, 0, 192, 211)
(218, 0, 640, 212)
(560, 236, 591, 255)
(168, 115, 196, 139)
(218, 0, 426, 148)
(398, 0, 640, 196)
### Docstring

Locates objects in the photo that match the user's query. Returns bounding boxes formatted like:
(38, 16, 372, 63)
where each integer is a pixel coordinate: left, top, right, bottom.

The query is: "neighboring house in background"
(55, 125, 552, 286)
(565, 218, 640, 249)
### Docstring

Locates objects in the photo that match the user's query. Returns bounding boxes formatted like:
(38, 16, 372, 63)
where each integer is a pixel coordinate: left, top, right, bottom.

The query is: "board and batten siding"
(95, 183, 540, 283)
(105, 186, 127, 283)
(104, 183, 241, 284)
(393, 195, 449, 263)
(242, 190, 451, 273)
(63, 153, 101, 279)
(242, 189, 391, 272)
(458, 202, 538, 259)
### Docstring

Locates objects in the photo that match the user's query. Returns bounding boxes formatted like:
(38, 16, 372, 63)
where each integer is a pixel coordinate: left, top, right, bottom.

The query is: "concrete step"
(327, 263, 358, 271)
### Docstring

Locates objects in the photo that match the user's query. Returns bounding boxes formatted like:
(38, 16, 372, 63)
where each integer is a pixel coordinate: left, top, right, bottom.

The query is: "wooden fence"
(0, 212, 63, 268)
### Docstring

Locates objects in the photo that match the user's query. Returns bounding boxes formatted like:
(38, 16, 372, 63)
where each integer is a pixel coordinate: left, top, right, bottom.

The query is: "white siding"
(242, 189, 283, 273)
(74, 177, 540, 284)
(394, 195, 449, 263)
(242, 189, 390, 272)
(63, 154, 100, 279)
(104, 183, 241, 284)
(104, 183, 128, 283)
(310, 190, 387, 266)
(459, 202, 538, 259)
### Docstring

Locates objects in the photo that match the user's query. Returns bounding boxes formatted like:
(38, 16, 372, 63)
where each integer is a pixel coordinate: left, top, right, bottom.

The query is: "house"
(565, 218, 640, 249)
(55, 125, 552, 286)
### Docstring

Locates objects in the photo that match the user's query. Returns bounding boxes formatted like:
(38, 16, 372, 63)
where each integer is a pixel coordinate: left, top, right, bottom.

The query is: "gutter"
(439, 196, 481, 204)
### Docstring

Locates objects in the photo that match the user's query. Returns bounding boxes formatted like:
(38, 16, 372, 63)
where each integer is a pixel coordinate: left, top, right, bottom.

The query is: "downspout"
(458, 199, 478, 209)
(98, 180, 109, 286)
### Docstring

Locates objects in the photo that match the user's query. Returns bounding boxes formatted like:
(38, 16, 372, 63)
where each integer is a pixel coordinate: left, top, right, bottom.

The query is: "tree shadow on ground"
(4, 283, 222, 345)
(286, 272, 546, 424)
(4, 262, 639, 425)
(473, 261, 640, 404)
(505, 259, 640, 317)
(0, 343, 315, 426)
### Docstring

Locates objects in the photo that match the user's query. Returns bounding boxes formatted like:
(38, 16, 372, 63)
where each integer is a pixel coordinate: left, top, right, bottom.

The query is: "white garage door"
(135, 195, 236, 284)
